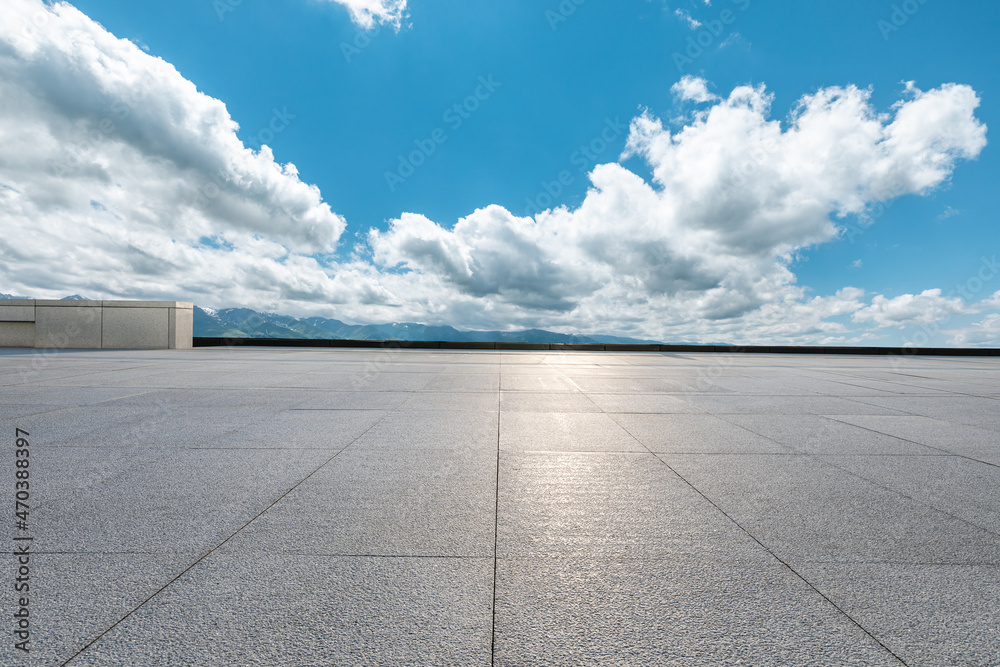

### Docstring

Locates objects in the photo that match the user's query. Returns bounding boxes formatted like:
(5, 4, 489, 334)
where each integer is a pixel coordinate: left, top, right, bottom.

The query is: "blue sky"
(2, 0, 998, 345)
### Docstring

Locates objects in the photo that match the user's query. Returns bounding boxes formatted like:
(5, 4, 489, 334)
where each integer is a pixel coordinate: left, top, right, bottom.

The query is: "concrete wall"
(0, 300, 193, 349)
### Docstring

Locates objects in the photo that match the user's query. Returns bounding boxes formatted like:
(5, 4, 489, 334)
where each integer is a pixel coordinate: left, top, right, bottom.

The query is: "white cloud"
(674, 8, 702, 29)
(938, 205, 962, 219)
(1, 0, 346, 303)
(977, 290, 1000, 310)
(0, 0, 990, 344)
(884, 82, 987, 193)
(852, 289, 970, 328)
(324, 0, 408, 30)
(947, 314, 1000, 346)
(946, 313, 1000, 347)
(718, 32, 743, 50)
(373, 82, 985, 339)
(671, 75, 719, 103)
(941, 290, 1000, 346)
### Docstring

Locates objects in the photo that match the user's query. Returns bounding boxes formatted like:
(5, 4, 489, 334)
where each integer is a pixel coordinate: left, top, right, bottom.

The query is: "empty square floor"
(2, 347, 999, 665)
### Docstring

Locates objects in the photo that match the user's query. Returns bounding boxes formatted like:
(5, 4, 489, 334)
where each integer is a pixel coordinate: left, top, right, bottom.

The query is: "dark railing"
(193, 337, 1000, 356)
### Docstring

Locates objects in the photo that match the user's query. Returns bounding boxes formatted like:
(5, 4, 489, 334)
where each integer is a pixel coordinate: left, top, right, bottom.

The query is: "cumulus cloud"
(371, 80, 985, 337)
(852, 289, 971, 328)
(1, 0, 346, 300)
(977, 290, 1000, 310)
(324, 0, 408, 30)
(671, 75, 719, 103)
(940, 291, 1000, 346)
(947, 314, 1000, 347)
(0, 2, 992, 344)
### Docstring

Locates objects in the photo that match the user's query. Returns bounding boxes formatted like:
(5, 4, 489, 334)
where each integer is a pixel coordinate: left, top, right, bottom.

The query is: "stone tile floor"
(1, 347, 998, 665)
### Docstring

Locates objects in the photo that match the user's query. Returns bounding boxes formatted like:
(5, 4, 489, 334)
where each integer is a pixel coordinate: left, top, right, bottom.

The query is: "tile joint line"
(490, 352, 502, 666)
(652, 449, 911, 666)
(58, 410, 396, 666)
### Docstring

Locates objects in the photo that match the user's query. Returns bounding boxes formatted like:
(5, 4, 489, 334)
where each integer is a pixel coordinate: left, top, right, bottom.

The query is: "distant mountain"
(194, 306, 660, 344)
(0, 294, 659, 343)
(1, 293, 90, 300)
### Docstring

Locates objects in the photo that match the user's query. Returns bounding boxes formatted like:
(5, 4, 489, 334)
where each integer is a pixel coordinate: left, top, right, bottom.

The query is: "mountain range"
(0, 294, 659, 344)
(194, 306, 660, 344)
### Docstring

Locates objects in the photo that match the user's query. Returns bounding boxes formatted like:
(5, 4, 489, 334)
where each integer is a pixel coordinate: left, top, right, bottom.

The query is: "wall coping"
(2, 300, 194, 309)
(102, 301, 193, 309)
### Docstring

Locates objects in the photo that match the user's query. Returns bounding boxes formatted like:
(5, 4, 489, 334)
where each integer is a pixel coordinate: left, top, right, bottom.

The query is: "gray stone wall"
(0, 300, 193, 349)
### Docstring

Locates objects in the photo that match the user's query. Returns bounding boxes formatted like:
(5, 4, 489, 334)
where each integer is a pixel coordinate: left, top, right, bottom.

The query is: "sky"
(1, 0, 999, 345)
